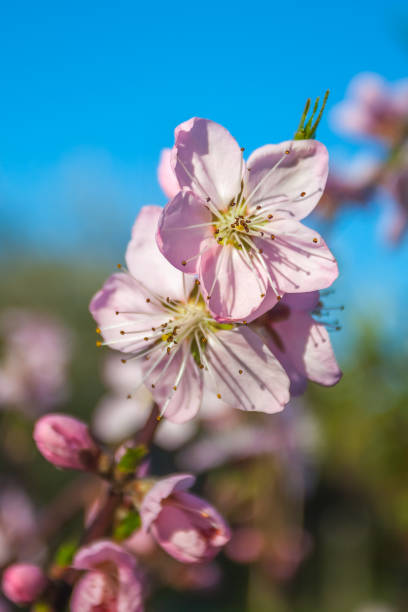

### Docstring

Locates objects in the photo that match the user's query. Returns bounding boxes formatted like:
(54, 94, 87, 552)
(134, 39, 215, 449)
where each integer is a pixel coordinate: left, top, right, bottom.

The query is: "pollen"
(300, 191, 306, 197)
(146, 298, 150, 303)
(117, 263, 122, 269)
(217, 393, 222, 399)
(313, 237, 318, 243)
(239, 369, 243, 374)
(121, 359, 127, 364)
(181, 260, 187, 266)
(96, 340, 102, 347)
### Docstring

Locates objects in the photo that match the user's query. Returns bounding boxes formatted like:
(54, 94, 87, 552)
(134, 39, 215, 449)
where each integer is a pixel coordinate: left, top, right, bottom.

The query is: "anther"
(271, 234, 275, 240)
(195, 279, 200, 285)
(207, 295, 211, 300)
(146, 298, 150, 303)
(240, 147, 245, 152)
(201, 511, 210, 518)
(313, 238, 318, 243)
(117, 263, 122, 269)
(120, 330, 125, 335)
(115, 311, 119, 315)
(181, 260, 187, 266)
(151, 384, 155, 388)
(217, 393, 222, 399)
(267, 214, 273, 219)
(260, 293, 265, 297)
(156, 415, 162, 422)
(285, 149, 290, 155)
(144, 337, 149, 341)
(173, 385, 177, 391)
(206, 197, 211, 202)
(277, 295, 282, 301)
(239, 369, 243, 374)
(121, 359, 127, 364)
(256, 205, 262, 210)
(96, 341, 102, 347)
(259, 248, 263, 254)
(300, 191, 306, 197)
(127, 394, 132, 399)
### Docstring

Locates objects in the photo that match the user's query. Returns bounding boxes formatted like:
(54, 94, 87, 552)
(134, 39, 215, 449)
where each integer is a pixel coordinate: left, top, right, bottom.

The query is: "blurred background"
(1, 1, 408, 610)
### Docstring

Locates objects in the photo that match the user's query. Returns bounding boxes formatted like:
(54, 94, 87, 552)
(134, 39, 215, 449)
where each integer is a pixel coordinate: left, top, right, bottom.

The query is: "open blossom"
(385, 166, 408, 243)
(1, 563, 47, 605)
(331, 73, 408, 143)
(0, 309, 72, 414)
(156, 117, 338, 321)
(252, 292, 342, 395)
(71, 541, 144, 612)
(90, 205, 290, 422)
(33, 414, 100, 471)
(140, 474, 230, 563)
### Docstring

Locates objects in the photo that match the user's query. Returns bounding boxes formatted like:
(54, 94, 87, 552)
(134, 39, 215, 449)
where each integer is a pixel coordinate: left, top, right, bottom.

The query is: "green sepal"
(54, 539, 78, 567)
(294, 90, 329, 140)
(117, 445, 148, 474)
(114, 509, 142, 541)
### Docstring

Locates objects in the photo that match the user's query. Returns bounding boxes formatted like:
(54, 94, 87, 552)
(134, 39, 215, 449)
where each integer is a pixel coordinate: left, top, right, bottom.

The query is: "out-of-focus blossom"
(0, 485, 42, 567)
(90, 205, 290, 422)
(1, 563, 47, 605)
(34, 414, 100, 471)
(225, 527, 265, 563)
(125, 528, 156, 557)
(167, 562, 221, 591)
(158, 148, 179, 199)
(385, 166, 408, 243)
(331, 73, 408, 143)
(157, 117, 338, 321)
(0, 309, 72, 414)
(317, 155, 379, 219)
(71, 540, 144, 612)
(140, 474, 230, 563)
(263, 529, 312, 581)
(93, 356, 197, 450)
(253, 292, 341, 395)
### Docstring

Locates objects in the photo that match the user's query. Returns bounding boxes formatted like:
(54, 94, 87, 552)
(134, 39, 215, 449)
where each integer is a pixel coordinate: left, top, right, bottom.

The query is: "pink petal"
(90, 272, 167, 354)
(173, 118, 243, 208)
(267, 311, 342, 393)
(282, 291, 320, 312)
(157, 148, 180, 199)
(151, 505, 209, 563)
(245, 140, 328, 219)
(156, 190, 213, 273)
(140, 474, 195, 530)
(125, 205, 186, 301)
(205, 327, 290, 413)
(143, 345, 203, 423)
(73, 540, 137, 571)
(254, 219, 338, 294)
(200, 243, 269, 322)
(71, 571, 108, 612)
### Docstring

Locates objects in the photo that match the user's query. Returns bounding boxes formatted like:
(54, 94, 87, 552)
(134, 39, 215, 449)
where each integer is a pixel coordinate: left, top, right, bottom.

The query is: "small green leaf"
(55, 539, 78, 567)
(117, 445, 148, 474)
(114, 510, 142, 541)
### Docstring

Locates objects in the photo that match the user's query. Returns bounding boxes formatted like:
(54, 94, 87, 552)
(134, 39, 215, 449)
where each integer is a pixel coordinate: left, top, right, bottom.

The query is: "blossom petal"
(156, 190, 213, 273)
(126, 205, 187, 301)
(200, 243, 269, 322)
(254, 219, 338, 294)
(143, 346, 203, 424)
(205, 327, 290, 413)
(90, 272, 167, 354)
(140, 474, 195, 530)
(157, 148, 180, 199)
(245, 140, 328, 219)
(173, 118, 243, 208)
(267, 311, 342, 393)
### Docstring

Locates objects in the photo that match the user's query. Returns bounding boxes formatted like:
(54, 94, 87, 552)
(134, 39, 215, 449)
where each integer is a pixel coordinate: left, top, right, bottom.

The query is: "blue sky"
(1, 0, 408, 349)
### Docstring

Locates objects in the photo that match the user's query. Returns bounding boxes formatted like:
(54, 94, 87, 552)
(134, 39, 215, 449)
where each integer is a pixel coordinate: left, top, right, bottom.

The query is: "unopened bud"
(2, 563, 47, 605)
(34, 414, 100, 471)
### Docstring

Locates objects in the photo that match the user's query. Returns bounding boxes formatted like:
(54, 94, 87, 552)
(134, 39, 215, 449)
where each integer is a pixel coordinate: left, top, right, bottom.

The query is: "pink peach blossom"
(71, 540, 144, 612)
(156, 117, 338, 321)
(140, 474, 230, 563)
(90, 205, 290, 422)
(1, 563, 47, 605)
(331, 73, 408, 143)
(34, 414, 100, 471)
(253, 292, 342, 394)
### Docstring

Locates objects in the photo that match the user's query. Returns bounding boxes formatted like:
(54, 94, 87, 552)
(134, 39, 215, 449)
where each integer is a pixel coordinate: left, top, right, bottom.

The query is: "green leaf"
(55, 539, 78, 567)
(114, 510, 142, 541)
(117, 445, 148, 474)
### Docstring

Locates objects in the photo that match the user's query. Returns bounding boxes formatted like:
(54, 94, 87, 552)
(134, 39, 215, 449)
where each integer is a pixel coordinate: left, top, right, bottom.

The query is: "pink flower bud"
(33, 414, 100, 471)
(140, 474, 230, 564)
(1, 563, 47, 604)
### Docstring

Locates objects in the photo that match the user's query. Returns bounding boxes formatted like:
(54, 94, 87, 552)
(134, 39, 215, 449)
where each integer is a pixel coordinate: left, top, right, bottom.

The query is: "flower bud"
(140, 474, 230, 563)
(1, 563, 47, 604)
(33, 414, 100, 471)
